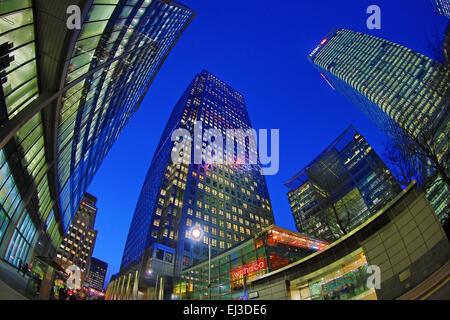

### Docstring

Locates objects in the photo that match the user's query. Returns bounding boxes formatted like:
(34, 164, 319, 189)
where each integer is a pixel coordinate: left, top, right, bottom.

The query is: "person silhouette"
(22, 263, 28, 276)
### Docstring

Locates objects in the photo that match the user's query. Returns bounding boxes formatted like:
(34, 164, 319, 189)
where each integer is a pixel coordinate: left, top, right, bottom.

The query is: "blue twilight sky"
(87, 0, 448, 287)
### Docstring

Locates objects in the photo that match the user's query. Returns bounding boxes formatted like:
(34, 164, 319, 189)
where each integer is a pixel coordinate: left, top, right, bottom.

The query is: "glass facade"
(1, 0, 47, 267)
(308, 28, 450, 221)
(120, 70, 275, 277)
(289, 248, 377, 300)
(88, 257, 108, 292)
(173, 226, 328, 300)
(285, 126, 401, 242)
(431, 0, 450, 18)
(56, 0, 195, 234)
(0, 1, 39, 120)
(0, 0, 194, 272)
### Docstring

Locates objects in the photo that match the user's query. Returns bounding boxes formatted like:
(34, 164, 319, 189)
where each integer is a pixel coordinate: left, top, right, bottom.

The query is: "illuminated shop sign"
(269, 229, 329, 251)
(231, 258, 267, 279)
(230, 258, 267, 290)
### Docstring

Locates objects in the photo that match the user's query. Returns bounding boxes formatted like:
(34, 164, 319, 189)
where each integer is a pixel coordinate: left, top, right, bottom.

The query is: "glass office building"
(308, 28, 450, 220)
(87, 257, 108, 292)
(119, 70, 275, 284)
(285, 126, 401, 243)
(173, 225, 328, 300)
(0, 0, 194, 276)
(431, 0, 450, 18)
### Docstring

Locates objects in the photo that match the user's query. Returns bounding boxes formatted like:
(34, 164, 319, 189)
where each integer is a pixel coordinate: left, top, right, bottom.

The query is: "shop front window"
(290, 249, 377, 300)
(26, 258, 45, 298)
(4, 213, 36, 266)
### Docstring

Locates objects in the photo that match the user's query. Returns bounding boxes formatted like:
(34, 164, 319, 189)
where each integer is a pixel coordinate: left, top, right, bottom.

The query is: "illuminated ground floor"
(288, 248, 377, 300)
(107, 182, 449, 300)
(248, 182, 450, 300)
(173, 226, 328, 300)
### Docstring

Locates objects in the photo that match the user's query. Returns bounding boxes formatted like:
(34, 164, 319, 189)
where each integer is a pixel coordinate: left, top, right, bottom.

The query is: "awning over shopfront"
(35, 256, 67, 276)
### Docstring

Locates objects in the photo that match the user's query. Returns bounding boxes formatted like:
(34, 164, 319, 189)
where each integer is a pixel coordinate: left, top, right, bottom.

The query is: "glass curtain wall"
(0, 0, 57, 266)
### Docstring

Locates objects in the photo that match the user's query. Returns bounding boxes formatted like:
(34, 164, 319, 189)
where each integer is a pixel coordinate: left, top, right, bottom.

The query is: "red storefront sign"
(231, 258, 267, 279)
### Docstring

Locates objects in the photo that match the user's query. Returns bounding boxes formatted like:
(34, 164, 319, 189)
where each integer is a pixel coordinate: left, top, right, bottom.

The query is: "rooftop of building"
(83, 193, 98, 205)
(284, 124, 359, 191)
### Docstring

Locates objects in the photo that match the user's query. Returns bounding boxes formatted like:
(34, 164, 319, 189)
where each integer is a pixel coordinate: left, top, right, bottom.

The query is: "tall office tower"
(0, 0, 194, 282)
(308, 28, 450, 220)
(285, 126, 401, 243)
(431, 0, 450, 18)
(55, 193, 98, 283)
(117, 70, 275, 298)
(87, 257, 108, 292)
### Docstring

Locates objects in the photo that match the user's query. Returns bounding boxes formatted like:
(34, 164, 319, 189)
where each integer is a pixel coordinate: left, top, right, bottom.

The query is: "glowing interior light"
(320, 38, 328, 45)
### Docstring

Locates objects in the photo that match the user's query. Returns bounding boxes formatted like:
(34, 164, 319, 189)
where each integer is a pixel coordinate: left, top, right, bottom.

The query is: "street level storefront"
(248, 182, 450, 300)
(25, 256, 68, 300)
(290, 248, 377, 300)
(173, 226, 328, 300)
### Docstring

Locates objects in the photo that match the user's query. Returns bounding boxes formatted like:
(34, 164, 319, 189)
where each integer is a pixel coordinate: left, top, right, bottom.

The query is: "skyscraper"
(116, 70, 275, 299)
(285, 125, 401, 242)
(431, 0, 450, 18)
(55, 193, 98, 283)
(0, 0, 194, 285)
(87, 257, 108, 292)
(307, 28, 449, 220)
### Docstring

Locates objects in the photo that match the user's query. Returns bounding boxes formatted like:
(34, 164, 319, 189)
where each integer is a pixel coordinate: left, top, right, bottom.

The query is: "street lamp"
(190, 226, 211, 300)
(190, 227, 203, 241)
(147, 269, 159, 300)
